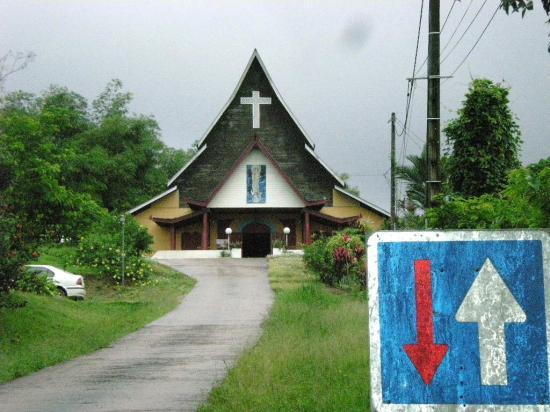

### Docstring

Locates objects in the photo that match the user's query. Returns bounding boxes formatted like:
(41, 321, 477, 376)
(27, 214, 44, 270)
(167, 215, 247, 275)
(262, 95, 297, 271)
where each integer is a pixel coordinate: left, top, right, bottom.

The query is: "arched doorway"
(242, 222, 271, 257)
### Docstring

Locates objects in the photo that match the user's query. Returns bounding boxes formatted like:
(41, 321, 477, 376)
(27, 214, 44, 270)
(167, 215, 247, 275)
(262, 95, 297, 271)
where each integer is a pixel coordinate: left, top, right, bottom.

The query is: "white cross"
(240, 90, 271, 129)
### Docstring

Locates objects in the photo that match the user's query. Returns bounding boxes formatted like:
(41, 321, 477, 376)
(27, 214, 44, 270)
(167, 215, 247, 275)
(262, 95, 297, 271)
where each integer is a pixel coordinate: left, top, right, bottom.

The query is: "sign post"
(367, 230, 549, 411)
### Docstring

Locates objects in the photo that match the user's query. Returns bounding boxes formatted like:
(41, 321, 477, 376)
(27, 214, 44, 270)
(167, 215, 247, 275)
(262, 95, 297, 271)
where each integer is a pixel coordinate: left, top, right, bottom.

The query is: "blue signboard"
(367, 231, 550, 411)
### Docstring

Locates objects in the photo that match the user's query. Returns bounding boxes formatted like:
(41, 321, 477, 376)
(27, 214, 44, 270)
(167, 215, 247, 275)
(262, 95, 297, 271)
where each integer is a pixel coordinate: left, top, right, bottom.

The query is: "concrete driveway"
(0, 258, 273, 412)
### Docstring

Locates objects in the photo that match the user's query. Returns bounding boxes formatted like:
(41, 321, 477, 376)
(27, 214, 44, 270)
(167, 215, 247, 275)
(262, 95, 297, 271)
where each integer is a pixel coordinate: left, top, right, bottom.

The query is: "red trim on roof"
(205, 138, 324, 207)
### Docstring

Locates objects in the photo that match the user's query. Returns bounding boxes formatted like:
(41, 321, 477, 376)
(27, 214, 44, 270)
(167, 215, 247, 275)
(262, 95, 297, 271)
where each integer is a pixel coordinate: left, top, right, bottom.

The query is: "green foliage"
(0, 258, 195, 383)
(76, 214, 153, 284)
(0, 202, 33, 294)
(201, 257, 370, 411)
(304, 231, 365, 288)
(303, 237, 331, 279)
(427, 158, 549, 229)
(444, 79, 522, 197)
(338, 172, 360, 196)
(16, 272, 57, 296)
(0, 104, 103, 242)
(0, 81, 195, 294)
(272, 239, 284, 249)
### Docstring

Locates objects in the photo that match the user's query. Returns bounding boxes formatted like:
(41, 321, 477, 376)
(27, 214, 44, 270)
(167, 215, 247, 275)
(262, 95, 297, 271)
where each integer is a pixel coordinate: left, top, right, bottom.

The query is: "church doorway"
(242, 223, 271, 258)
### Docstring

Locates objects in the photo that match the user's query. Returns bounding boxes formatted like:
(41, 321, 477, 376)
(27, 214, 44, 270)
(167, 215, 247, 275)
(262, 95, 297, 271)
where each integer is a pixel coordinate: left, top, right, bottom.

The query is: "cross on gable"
(240, 90, 271, 129)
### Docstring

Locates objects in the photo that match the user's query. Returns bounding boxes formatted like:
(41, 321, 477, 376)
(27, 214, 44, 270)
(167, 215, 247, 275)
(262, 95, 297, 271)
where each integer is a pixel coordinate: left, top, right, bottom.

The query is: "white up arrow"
(455, 258, 526, 386)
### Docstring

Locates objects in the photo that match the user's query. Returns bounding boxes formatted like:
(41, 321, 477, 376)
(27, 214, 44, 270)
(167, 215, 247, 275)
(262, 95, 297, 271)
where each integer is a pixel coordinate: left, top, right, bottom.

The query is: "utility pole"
(121, 214, 126, 286)
(390, 112, 397, 229)
(426, 0, 441, 208)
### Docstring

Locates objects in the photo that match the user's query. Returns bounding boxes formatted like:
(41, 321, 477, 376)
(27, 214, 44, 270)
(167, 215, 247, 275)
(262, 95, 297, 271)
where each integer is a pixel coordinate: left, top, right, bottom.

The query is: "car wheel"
(57, 287, 67, 297)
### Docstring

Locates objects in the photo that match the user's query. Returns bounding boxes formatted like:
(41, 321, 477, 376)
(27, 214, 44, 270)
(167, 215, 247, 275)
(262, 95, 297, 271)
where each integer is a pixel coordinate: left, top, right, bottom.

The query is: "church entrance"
(242, 222, 271, 258)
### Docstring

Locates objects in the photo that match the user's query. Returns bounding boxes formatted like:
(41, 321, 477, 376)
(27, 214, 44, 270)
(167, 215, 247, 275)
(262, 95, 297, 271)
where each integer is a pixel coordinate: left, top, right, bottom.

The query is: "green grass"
(200, 256, 370, 411)
(0, 246, 195, 383)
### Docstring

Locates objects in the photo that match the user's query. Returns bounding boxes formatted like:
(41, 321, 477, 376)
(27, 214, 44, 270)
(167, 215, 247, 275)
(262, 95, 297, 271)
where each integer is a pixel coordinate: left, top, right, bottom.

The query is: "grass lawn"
(0, 246, 195, 383)
(200, 256, 370, 411)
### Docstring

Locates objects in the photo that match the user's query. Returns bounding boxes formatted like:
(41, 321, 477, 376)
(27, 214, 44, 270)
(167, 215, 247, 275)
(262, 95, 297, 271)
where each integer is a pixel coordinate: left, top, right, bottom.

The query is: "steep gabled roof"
(335, 186, 390, 218)
(166, 144, 207, 188)
(196, 49, 316, 149)
(128, 186, 177, 215)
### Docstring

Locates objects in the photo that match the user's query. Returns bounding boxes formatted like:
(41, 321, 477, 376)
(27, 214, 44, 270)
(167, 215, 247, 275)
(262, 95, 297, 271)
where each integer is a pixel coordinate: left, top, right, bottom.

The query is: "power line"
(415, 0, 462, 76)
(441, 0, 459, 32)
(440, 0, 475, 56)
(446, 4, 500, 79)
(441, 0, 489, 64)
(398, 0, 425, 137)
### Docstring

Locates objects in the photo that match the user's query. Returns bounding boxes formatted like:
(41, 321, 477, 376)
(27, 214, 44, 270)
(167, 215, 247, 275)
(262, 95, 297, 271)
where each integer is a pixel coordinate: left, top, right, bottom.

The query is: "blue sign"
(367, 231, 550, 411)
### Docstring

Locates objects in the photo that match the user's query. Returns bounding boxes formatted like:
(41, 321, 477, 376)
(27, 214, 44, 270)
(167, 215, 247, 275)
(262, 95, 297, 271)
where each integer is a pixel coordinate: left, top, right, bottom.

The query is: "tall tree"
(444, 79, 521, 197)
(500, 0, 550, 50)
(396, 146, 428, 212)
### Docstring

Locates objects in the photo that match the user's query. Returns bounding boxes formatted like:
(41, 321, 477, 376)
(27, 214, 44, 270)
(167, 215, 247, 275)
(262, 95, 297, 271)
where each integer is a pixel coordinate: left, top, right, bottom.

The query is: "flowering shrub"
(76, 213, 153, 284)
(304, 231, 366, 288)
(16, 272, 57, 296)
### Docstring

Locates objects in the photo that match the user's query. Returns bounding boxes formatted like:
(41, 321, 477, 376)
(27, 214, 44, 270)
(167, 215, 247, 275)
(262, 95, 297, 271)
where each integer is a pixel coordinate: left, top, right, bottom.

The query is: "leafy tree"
(158, 146, 197, 180)
(396, 146, 428, 211)
(500, 0, 550, 51)
(339, 173, 360, 196)
(427, 158, 549, 229)
(444, 79, 521, 197)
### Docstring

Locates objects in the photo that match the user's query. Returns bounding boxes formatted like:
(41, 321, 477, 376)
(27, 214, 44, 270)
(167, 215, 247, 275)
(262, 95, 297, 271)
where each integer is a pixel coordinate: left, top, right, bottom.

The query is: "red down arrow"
(403, 260, 448, 385)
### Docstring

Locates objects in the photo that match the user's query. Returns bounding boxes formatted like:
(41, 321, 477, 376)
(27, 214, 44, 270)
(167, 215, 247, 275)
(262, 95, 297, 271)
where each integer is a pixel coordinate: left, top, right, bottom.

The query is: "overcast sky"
(2, 0, 549, 210)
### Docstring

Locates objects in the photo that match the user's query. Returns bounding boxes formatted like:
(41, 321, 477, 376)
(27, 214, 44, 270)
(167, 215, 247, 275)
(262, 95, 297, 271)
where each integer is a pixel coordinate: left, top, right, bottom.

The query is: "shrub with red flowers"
(304, 230, 366, 288)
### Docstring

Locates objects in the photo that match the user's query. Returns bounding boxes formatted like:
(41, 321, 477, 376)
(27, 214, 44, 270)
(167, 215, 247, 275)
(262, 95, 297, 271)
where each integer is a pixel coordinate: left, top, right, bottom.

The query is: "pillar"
(170, 226, 176, 250)
(201, 211, 209, 250)
(304, 210, 311, 245)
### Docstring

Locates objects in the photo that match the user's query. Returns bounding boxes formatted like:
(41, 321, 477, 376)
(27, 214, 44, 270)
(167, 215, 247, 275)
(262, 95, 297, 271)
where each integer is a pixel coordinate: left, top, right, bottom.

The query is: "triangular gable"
(166, 49, 345, 190)
(207, 139, 321, 208)
(196, 49, 315, 150)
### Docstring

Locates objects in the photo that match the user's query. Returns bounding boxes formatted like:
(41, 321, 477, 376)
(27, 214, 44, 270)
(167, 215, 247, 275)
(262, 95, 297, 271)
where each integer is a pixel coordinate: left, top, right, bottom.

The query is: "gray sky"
(2, 0, 549, 210)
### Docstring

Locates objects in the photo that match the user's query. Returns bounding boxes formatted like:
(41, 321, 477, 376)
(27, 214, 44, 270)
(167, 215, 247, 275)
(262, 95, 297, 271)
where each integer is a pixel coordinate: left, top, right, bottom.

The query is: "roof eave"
(166, 144, 207, 188)
(127, 186, 178, 215)
(334, 186, 390, 218)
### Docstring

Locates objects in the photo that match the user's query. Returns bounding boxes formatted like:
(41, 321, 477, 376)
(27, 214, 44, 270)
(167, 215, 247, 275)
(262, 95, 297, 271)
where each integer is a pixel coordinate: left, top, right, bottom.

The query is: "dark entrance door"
(242, 223, 271, 257)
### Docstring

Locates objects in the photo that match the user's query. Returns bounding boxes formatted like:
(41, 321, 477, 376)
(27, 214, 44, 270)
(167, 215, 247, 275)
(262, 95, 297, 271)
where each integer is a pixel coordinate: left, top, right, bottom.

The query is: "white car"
(26, 265, 86, 299)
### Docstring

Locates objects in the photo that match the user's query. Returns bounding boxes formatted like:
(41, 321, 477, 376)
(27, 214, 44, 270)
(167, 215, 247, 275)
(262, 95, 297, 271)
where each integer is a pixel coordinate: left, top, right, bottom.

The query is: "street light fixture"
(283, 227, 290, 251)
(225, 227, 232, 252)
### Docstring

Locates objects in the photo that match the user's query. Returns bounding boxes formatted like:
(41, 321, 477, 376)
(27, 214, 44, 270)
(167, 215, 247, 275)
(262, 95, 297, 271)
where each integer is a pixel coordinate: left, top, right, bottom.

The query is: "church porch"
(152, 208, 359, 257)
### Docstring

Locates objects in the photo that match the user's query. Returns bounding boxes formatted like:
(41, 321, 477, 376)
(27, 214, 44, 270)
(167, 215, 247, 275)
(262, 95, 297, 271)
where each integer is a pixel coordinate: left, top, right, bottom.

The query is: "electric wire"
(415, 0, 464, 76)
(441, 0, 489, 64)
(398, 0, 425, 137)
(445, 4, 500, 81)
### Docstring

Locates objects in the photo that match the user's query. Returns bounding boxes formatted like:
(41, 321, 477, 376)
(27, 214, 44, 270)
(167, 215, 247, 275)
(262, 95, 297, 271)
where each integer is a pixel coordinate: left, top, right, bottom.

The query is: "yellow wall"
(320, 189, 386, 230)
(132, 190, 193, 251)
(133, 188, 386, 251)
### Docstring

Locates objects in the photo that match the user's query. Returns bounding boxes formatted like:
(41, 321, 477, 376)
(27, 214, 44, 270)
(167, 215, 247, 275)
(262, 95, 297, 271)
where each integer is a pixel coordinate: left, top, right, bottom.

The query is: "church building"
(129, 50, 389, 257)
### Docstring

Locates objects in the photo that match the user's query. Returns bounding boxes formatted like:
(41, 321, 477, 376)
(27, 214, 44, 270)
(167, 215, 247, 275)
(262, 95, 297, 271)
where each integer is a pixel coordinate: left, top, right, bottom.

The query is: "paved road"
(0, 258, 273, 412)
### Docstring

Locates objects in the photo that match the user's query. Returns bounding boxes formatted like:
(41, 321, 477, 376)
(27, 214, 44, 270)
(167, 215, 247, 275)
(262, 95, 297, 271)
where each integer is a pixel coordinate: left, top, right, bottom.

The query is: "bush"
(16, 272, 57, 296)
(427, 158, 549, 229)
(304, 231, 366, 288)
(303, 237, 331, 277)
(76, 213, 153, 284)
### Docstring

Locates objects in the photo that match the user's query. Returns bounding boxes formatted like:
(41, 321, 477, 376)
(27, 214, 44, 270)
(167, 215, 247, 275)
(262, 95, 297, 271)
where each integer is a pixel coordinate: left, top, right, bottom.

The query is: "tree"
(427, 158, 549, 229)
(444, 79, 521, 197)
(0, 51, 35, 96)
(500, 0, 550, 50)
(396, 146, 428, 212)
(339, 173, 360, 196)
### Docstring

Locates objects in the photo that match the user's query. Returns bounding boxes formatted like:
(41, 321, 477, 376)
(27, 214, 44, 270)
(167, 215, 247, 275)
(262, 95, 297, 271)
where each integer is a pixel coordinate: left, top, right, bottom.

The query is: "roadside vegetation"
(200, 256, 370, 411)
(0, 245, 195, 383)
